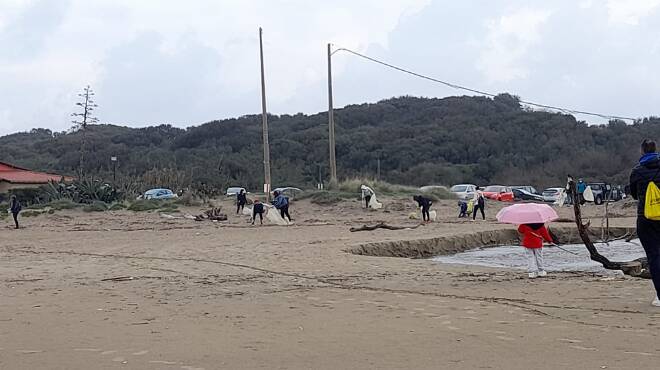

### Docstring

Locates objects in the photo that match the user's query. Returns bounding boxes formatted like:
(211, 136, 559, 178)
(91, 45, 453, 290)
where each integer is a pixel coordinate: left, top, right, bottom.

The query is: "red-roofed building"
(0, 161, 74, 193)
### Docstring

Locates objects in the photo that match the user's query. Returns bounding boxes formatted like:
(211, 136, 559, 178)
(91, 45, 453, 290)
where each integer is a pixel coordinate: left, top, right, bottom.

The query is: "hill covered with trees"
(1, 94, 658, 191)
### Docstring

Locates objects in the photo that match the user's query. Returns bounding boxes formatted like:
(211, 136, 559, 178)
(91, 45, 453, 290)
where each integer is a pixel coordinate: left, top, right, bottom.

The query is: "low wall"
(347, 226, 636, 259)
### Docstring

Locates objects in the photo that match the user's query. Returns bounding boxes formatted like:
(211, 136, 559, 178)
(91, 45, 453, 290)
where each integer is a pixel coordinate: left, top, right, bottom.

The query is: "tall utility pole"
(327, 43, 337, 185)
(259, 27, 272, 199)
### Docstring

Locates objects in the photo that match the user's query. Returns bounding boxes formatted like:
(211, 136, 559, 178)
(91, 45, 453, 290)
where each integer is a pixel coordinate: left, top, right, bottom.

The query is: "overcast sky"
(1, 0, 659, 135)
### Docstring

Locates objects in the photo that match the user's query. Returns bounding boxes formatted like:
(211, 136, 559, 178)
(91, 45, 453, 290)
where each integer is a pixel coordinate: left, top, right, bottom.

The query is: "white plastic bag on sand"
(368, 195, 382, 209)
(266, 206, 289, 226)
(418, 207, 437, 221)
(584, 186, 595, 202)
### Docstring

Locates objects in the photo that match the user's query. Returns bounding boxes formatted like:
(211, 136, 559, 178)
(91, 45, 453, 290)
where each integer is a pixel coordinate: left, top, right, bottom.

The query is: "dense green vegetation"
(2, 94, 659, 191)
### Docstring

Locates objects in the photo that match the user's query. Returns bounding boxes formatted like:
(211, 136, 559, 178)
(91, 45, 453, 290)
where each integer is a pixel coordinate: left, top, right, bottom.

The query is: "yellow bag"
(644, 181, 660, 220)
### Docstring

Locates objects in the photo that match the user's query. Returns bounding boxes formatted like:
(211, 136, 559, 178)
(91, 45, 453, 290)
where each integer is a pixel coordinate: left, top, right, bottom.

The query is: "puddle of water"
(432, 240, 645, 273)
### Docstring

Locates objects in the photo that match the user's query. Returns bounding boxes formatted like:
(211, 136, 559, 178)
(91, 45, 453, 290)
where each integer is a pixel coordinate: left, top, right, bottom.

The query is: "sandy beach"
(1, 197, 659, 369)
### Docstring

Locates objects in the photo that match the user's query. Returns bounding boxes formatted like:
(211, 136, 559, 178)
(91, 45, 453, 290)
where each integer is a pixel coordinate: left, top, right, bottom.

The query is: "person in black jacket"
(9, 195, 22, 229)
(413, 195, 432, 222)
(236, 189, 247, 214)
(472, 191, 486, 221)
(630, 139, 660, 307)
(251, 199, 265, 225)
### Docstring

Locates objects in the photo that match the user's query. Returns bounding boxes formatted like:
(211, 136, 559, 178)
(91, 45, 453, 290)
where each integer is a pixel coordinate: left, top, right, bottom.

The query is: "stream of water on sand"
(432, 240, 645, 274)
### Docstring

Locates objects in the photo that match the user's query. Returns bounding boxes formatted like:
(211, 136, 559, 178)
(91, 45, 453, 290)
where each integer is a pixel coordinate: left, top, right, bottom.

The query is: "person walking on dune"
(9, 195, 21, 229)
(629, 139, 660, 307)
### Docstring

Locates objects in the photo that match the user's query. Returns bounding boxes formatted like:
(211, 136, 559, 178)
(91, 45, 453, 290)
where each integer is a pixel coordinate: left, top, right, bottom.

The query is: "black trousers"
(252, 210, 263, 224)
(364, 195, 371, 208)
(280, 205, 292, 221)
(421, 206, 430, 221)
(12, 212, 19, 229)
(237, 202, 245, 214)
(637, 217, 660, 299)
(473, 204, 485, 220)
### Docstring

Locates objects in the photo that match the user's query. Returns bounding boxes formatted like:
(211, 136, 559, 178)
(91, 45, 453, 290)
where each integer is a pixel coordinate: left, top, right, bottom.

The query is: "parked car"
(511, 186, 540, 195)
(449, 184, 477, 200)
(273, 187, 303, 199)
(542, 187, 564, 203)
(226, 187, 247, 197)
(482, 185, 514, 202)
(143, 188, 178, 200)
(512, 188, 544, 202)
(587, 182, 624, 205)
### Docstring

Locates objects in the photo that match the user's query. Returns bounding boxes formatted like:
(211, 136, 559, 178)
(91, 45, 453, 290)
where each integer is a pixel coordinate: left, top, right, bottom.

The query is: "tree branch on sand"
(350, 222, 423, 232)
(567, 176, 650, 278)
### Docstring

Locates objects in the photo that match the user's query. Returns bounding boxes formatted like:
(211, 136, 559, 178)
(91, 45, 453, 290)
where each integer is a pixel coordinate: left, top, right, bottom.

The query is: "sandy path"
(1, 197, 658, 369)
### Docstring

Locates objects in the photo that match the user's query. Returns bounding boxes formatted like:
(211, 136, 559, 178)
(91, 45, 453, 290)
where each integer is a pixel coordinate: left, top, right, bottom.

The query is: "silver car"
(542, 187, 564, 203)
(450, 184, 477, 200)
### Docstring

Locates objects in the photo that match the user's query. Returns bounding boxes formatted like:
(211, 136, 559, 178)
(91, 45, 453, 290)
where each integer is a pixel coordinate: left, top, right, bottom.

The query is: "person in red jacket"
(518, 223, 554, 278)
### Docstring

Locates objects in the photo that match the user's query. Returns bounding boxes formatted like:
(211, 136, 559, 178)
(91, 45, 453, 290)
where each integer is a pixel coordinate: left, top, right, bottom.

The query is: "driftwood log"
(194, 207, 227, 221)
(350, 222, 423, 232)
(568, 176, 650, 278)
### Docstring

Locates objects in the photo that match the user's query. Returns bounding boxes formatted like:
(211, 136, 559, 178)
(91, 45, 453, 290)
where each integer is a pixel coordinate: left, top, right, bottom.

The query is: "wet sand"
(1, 197, 658, 369)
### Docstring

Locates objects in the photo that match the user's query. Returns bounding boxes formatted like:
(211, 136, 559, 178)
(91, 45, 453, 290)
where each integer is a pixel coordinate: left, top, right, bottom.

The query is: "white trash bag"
(265, 205, 289, 226)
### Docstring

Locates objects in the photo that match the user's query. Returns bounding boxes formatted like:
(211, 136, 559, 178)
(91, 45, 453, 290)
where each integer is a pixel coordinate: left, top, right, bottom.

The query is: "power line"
(331, 45, 637, 122)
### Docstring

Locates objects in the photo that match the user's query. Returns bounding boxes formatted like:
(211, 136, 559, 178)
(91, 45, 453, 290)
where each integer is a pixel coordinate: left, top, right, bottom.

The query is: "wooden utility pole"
(327, 43, 337, 185)
(259, 27, 272, 199)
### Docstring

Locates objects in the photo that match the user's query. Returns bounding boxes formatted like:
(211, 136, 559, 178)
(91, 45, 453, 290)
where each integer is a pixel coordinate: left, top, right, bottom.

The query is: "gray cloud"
(0, 0, 658, 135)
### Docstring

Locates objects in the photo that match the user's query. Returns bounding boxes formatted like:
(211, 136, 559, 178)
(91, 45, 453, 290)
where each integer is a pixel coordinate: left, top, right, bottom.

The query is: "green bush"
(299, 190, 355, 205)
(174, 192, 202, 206)
(127, 199, 163, 212)
(47, 199, 80, 210)
(21, 210, 42, 217)
(108, 202, 126, 211)
(83, 201, 109, 212)
(420, 188, 456, 201)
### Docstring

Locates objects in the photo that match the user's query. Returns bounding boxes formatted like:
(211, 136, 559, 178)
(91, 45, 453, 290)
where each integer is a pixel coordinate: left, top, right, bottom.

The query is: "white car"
(450, 184, 477, 200)
(542, 187, 564, 203)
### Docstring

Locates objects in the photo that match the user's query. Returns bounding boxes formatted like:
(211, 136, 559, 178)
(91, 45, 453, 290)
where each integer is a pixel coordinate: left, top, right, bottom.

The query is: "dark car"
(512, 188, 545, 202)
(511, 186, 540, 195)
(586, 182, 624, 205)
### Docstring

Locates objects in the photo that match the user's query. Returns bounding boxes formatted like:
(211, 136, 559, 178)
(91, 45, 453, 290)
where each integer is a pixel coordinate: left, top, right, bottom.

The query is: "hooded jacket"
(272, 194, 289, 209)
(517, 224, 553, 249)
(629, 152, 660, 216)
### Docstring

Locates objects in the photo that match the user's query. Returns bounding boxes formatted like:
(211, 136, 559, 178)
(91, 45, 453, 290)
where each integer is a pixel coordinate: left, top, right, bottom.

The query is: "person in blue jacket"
(272, 191, 292, 222)
(630, 139, 660, 307)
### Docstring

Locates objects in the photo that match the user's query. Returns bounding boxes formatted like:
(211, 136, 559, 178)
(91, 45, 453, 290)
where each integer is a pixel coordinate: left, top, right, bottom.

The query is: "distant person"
(472, 190, 485, 221)
(272, 191, 292, 222)
(577, 179, 587, 204)
(629, 139, 660, 307)
(9, 195, 21, 229)
(458, 200, 468, 218)
(361, 185, 374, 209)
(252, 198, 265, 225)
(518, 223, 554, 278)
(236, 189, 247, 214)
(413, 195, 433, 222)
